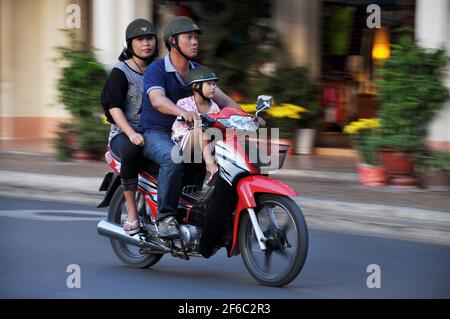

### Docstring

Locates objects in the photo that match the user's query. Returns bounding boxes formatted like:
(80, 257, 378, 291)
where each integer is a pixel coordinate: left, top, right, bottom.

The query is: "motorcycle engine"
(173, 225, 202, 252)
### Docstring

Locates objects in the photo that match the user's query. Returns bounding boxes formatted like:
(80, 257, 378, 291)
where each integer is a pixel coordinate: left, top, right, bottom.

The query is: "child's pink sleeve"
(176, 98, 189, 112)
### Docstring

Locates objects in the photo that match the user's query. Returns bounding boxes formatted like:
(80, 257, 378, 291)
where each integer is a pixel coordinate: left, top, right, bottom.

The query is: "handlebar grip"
(176, 115, 185, 122)
(200, 114, 216, 125)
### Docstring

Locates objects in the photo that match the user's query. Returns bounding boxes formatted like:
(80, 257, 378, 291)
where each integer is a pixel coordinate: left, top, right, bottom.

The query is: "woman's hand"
(129, 132, 145, 147)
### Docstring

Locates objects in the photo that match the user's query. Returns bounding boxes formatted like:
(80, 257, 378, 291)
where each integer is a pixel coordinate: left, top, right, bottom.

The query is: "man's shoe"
(157, 216, 180, 239)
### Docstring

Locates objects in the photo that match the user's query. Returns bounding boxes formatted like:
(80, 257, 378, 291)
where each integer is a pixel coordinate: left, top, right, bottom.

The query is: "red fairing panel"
(236, 175, 299, 208)
(228, 175, 299, 256)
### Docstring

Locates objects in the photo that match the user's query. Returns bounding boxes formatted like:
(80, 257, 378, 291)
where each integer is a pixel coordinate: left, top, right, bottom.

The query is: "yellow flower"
(102, 114, 110, 125)
(268, 107, 302, 119)
(278, 103, 308, 113)
(343, 124, 356, 135)
(344, 118, 380, 135)
(239, 102, 307, 120)
(265, 103, 307, 119)
(239, 103, 257, 113)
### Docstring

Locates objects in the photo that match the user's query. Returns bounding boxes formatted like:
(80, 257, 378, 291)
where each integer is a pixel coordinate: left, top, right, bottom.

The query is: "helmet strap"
(129, 37, 158, 64)
(172, 36, 192, 61)
(194, 82, 211, 103)
(133, 52, 156, 64)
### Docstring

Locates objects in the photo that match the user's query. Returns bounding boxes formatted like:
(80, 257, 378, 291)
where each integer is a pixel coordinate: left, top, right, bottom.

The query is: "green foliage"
(197, 0, 282, 96)
(193, 1, 321, 140)
(53, 122, 77, 161)
(251, 67, 320, 128)
(376, 35, 450, 153)
(344, 118, 381, 165)
(56, 31, 107, 118)
(75, 116, 110, 160)
(54, 30, 108, 160)
(249, 67, 320, 139)
(421, 151, 450, 172)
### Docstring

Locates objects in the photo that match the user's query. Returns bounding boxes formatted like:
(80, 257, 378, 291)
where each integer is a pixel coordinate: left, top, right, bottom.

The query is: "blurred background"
(1, 0, 449, 186)
(1, 1, 450, 299)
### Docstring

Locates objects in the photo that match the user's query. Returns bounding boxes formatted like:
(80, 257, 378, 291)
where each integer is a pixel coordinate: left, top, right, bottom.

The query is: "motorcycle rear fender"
(228, 175, 299, 256)
(97, 172, 121, 208)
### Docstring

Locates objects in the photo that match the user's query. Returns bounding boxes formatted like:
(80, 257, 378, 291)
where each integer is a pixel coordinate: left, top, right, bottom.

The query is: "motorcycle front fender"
(228, 175, 299, 256)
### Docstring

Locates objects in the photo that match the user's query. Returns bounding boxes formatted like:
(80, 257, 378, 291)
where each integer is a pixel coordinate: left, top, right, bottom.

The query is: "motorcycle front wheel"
(108, 186, 163, 268)
(239, 194, 308, 287)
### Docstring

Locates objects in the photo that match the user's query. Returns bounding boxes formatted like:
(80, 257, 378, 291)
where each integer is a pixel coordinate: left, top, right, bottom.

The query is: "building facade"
(1, 0, 449, 151)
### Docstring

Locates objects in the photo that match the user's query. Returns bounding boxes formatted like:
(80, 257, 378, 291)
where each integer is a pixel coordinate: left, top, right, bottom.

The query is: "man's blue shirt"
(139, 54, 200, 132)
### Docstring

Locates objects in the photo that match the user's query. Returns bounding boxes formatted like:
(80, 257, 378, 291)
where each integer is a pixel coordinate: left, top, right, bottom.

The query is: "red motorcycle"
(97, 96, 308, 287)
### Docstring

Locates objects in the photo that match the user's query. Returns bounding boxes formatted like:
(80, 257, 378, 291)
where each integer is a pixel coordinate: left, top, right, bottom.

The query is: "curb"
(272, 168, 359, 182)
(1, 170, 449, 246)
(293, 196, 450, 246)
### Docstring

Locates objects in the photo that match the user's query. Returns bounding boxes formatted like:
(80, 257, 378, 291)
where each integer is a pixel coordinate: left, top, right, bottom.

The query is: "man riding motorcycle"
(139, 16, 239, 239)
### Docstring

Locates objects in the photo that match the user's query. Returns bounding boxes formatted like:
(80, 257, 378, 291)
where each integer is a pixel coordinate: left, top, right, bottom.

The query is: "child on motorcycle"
(172, 66, 220, 186)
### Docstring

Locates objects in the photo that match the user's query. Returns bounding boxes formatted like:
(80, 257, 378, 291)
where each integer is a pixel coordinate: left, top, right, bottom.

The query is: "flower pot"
(65, 130, 77, 149)
(277, 138, 294, 156)
(421, 171, 450, 191)
(379, 149, 414, 175)
(295, 128, 316, 155)
(72, 150, 93, 161)
(358, 164, 388, 186)
(378, 149, 418, 186)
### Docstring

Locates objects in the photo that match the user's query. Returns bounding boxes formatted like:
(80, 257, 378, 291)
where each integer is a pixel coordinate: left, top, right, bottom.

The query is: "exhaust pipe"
(97, 220, 170, 252)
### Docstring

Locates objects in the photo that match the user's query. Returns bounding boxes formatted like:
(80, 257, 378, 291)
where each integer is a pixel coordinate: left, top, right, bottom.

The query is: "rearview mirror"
(256, 95, 272, 117)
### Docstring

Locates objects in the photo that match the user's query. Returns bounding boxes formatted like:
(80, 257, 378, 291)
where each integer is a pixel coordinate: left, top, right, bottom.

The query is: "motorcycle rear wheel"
(239, 194, 308, 287)
(108, 186, 163, 268)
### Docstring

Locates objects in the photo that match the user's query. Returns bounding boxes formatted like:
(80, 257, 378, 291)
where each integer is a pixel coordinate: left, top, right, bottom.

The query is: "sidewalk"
(0, 150, 449, 246)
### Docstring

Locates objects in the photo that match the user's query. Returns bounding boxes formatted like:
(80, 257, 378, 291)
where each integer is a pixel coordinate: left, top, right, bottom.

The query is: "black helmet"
(163, 16, 201, 44)
(186, 66, 219, 88)
(126, 19, 156, 42)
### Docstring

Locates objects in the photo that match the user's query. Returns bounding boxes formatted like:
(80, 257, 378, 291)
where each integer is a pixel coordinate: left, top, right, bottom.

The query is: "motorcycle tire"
(239, 194, 308, 287)
(108, 185, 163, 268)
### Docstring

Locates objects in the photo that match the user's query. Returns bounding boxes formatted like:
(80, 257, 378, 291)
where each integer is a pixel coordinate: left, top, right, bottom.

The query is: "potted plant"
(55, 30, 107, 160)
(53, 122, 78, 161)
(419, 151, 450, 191)
(74, 116, 110, 161)
(375, 35, 450, 183)
(239, 101, 307, 155)
(344, 118, 387, 186)
(249, 66, 321, 154)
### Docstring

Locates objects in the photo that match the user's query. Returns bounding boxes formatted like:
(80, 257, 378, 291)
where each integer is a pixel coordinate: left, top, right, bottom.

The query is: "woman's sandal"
(123, 219, 141, 236)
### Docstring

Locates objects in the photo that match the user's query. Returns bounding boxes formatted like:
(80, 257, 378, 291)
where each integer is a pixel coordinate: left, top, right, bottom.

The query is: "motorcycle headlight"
(218, 115, 259, 131)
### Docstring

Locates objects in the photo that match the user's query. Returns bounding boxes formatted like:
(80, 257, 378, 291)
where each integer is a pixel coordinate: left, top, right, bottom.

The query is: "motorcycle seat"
(108, 149, 159, 176)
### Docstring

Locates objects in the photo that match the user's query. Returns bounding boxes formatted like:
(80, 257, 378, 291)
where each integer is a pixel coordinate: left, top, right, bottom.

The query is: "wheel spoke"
(279, 220, 292, 234)
(241, 196, 307, 286)
(260, 205, 292, 235)
(275, 247, 292, 262)
(261, 206, 279, 230)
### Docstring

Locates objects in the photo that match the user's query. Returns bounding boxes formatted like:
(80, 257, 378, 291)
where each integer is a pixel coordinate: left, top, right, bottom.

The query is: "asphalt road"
(0, 196, 449, 299)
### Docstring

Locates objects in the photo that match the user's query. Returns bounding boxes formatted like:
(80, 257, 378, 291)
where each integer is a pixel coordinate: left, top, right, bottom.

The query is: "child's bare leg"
(191, 127, 218, 182)
(201, 135, 217, 183)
